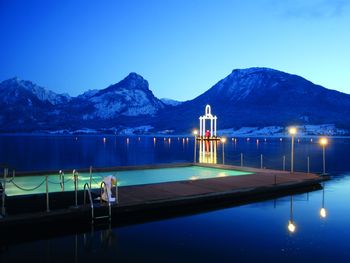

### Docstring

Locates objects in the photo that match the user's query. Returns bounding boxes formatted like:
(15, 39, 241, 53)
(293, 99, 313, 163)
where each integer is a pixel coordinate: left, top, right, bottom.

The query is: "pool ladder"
(83, 182, 112, 223)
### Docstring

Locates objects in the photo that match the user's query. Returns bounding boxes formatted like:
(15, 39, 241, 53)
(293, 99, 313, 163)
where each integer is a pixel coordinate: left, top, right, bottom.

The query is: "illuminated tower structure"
(199, 105, 217, 138)
(197, 105, 220, 163)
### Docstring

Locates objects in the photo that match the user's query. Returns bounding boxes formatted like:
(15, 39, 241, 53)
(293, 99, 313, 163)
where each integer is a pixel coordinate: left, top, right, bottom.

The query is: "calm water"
(1, 135, 350, 262)
(0, 134, 349, 174)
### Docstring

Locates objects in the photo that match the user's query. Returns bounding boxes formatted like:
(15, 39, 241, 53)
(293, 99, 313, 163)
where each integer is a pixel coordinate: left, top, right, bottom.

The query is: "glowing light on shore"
(319, 137, 328, 146)
(288, 127, 297, 135)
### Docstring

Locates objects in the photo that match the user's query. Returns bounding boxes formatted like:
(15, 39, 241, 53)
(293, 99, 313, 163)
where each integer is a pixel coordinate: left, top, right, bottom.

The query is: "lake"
(1, 135, 350, 262)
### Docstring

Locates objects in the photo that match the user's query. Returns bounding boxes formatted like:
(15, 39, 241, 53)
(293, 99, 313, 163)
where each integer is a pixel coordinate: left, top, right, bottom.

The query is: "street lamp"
(288, 127, 297, 173)
(221, 137, 226, 164)
(193, 130, 198, 163)
(287, 195, 296, 234)
(319, 137, 328, 175)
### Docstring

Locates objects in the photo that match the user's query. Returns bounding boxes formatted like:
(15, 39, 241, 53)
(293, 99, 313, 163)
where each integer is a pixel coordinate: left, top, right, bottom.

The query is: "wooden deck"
(116, 163, 324, 208)
(0, 163, 326, 231)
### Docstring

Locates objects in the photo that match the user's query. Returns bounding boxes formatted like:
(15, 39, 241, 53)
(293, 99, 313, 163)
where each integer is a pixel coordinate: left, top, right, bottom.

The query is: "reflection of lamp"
(221, 137, 226, 164)
(320, 183, 327, 218)
(287, 195, 296, 233)
(288, 127, 297, 173)
(193, 130, 198, 163)
(288, 220, 296, 233)
(319, 137, 328, 175)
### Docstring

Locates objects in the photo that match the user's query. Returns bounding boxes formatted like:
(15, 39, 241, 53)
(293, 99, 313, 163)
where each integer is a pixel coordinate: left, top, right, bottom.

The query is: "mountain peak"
(230, 67, 284, 76)
(104, 72, 149, 92)
(125, 72, 144, 80)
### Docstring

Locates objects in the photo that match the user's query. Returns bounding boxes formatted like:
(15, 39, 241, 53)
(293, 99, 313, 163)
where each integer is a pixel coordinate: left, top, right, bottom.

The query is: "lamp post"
(288, 127, 297, 173)
(221, 137, 226, 165)
(288, 195, 296, 234)
(319, 137, 328, 175)
(193, 130, 198, 163)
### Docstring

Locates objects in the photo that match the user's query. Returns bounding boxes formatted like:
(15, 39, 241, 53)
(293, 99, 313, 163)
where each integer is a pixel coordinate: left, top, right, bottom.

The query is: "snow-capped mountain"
(0, 77, 71, 105)
(1, 68, 350, 135)
(66, 73, 165, 121)
(0, 77, 71, 130)
(154, 67, 350, 132)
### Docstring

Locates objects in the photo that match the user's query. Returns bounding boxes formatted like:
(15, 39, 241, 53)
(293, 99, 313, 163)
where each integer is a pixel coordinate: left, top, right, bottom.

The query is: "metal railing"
(1, 167, 8, 216)
(83, 183, 94, 222)
(0, 166, 118, 220)
(99, 181, 112, 221)
(73, 169, 79, 207)
(59, 170, 65, 191)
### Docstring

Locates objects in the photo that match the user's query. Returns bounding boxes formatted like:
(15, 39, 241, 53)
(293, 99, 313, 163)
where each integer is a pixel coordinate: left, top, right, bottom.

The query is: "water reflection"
(320, 182, 327, 218)
(3, 178, 349, 263)
(82, 223, 115, 252)
(287, 195, 296, 234)
(1, 135, 350, 173)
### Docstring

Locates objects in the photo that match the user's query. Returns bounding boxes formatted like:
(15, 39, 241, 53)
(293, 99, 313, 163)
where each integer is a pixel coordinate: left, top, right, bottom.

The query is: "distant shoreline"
(0, 132, 349, 139)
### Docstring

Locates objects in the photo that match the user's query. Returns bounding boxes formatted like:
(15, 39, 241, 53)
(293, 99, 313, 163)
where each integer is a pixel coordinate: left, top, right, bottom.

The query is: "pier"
(0, 163, 326, 237)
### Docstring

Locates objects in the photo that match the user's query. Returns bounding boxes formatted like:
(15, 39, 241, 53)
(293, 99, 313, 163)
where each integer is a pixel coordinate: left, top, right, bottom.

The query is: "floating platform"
(0, 163, 327, 242)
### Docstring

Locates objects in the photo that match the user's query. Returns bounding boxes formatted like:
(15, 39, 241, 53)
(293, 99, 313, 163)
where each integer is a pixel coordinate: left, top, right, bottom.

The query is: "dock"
(118, 163, 323, 207)
(0, 163, 326, 238)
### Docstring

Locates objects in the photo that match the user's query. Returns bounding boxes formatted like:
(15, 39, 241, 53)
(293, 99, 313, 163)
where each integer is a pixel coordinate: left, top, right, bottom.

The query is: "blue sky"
(1, 0, 350, 101)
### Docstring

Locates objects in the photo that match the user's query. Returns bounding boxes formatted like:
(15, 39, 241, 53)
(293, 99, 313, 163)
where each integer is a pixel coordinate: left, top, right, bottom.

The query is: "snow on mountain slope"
(0, 77, 71, 105)
(82, 73, 165, 119)
(218, 124, 347, 137)
(161, 98, 183, 106)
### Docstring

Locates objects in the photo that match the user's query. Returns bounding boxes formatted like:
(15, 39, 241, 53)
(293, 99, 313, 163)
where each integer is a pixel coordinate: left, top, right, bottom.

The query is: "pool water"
(4, 166, 252, 196)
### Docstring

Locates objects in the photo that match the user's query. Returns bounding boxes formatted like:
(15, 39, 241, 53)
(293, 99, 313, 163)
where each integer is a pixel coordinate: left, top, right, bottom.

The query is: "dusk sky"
(1, 0, 350, 101)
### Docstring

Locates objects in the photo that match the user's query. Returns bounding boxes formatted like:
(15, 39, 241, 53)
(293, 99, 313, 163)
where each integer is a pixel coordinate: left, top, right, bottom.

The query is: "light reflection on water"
(1, 175, 350, 262)
(0, 135, 349, 173)
(1, 136, 350, 262)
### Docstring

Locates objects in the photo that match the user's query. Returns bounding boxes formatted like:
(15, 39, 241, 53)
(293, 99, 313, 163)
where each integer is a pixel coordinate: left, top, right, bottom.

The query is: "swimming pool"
(3, 166, 253, 196)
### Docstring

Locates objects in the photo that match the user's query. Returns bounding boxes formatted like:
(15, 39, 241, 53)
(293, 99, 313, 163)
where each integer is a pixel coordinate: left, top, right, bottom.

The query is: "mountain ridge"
(1, 67, 350, 134)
